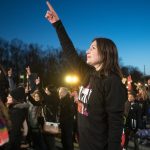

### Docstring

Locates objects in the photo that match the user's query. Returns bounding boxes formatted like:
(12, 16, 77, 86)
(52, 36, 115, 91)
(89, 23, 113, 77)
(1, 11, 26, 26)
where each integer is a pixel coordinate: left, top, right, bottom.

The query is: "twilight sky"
(0, 0, 150, 75)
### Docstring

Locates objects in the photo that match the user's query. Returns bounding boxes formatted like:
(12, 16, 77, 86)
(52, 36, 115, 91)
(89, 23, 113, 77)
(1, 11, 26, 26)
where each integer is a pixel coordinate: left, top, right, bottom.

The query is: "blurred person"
(123, 91, 142, 150)
(137, 86, 149, 129)
(58, 87, 75, 150)
(0, 64, 9, 103)
(27, 90, 46, 150)
(147, 79, 150, 99)
(7, 67, 16, 91)
(70, 89, 79, 143)
(0, 100, 11, 149)
(44, 1, 127, 150)
(26, 65, 39, 93)
(5, 87, 28, 150)
(42, 85, 59, 150)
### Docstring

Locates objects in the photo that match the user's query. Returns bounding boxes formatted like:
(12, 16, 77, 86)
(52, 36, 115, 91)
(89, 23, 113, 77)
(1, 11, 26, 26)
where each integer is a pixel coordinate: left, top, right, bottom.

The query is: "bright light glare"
(72, 76, 78, 83)
(65, 76, 72, 83)
(65, 75, 79, 84)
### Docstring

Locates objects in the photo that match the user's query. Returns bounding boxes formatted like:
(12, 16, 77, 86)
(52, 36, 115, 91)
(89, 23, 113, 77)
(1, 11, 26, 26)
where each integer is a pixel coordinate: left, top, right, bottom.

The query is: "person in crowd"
(42, 85, 59, 150)
(147, 79, 150, 99)
(5, 87, 28, 150)
(0, 64, 9, 103)
(70, 89, 79, 143)
(0, 100, 11, 149)
(137, 86, 149, 129)
(123, 91, 142, 150)
(45, 1, 127, 150)
(20, 119, 29, 149)
(137, 86, 150, 145)
(58, 87, 75, 150)
(27, 90, 46, 150)
(7, 67, 16, 91)
(145, 80, 150, 128)
(26, 65, 39, 93)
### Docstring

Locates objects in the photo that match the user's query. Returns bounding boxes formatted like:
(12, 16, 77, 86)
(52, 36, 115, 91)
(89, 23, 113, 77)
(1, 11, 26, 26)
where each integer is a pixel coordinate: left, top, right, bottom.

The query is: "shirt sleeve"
(53, 20, 92, 78)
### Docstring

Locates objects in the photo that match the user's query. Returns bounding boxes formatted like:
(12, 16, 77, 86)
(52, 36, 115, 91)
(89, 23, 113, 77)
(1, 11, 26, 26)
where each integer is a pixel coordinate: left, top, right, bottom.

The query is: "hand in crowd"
(71, 91, 79, 103)
(26, 66, 31, 78)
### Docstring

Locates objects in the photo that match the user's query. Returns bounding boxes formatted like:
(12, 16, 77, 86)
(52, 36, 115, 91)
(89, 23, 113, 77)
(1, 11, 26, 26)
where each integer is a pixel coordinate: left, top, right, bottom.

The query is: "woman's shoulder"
(101, 74, 126, 93)
(101, 74, 122, 85)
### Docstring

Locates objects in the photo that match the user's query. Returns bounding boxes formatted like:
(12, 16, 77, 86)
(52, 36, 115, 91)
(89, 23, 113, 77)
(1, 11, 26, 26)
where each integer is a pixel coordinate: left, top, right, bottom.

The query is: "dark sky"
(0, 0, 150, 74)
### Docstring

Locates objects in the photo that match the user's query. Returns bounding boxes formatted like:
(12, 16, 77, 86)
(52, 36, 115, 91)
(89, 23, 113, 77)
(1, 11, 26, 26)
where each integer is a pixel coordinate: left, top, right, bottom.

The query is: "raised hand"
(45, 1, 59, 24)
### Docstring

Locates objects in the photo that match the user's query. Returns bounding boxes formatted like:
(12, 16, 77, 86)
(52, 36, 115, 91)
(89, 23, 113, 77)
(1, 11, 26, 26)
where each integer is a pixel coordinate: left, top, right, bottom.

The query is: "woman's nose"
(86, 48, 90, 54)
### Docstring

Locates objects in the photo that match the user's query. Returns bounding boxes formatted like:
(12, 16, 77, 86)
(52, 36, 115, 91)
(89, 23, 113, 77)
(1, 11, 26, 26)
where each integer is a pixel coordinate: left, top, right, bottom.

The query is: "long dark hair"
(92, 38, 123, 78)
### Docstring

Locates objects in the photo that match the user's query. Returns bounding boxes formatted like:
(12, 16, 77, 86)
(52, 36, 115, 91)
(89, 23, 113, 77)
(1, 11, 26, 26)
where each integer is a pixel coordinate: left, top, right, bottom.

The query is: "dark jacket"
(8, 103, 28, 144)
(27, 96, 43, 129)
(53, 20, 127, 150)
(42, 91, 59, 122)
(59, 94, 75, 124)
(7, 75, 16, 91)
(0, 69, 9, 102)
(26, 73, 38, 93)
(125, 101, 142, 131)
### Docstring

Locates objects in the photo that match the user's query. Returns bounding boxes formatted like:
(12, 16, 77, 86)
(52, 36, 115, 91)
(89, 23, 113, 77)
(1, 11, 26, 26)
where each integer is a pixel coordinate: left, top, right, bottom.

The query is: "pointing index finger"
(46, 1, 54, 12)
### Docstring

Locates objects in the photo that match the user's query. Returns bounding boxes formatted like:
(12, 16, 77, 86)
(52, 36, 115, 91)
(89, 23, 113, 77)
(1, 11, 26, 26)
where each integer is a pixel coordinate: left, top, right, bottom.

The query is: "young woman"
(27, 90, 46, 150)
(45, 1, 127, 150)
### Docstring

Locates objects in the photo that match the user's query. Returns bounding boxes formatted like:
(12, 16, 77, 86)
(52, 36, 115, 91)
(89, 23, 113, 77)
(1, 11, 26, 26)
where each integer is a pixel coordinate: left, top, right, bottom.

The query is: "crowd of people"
(123, 80, 150, 150)
(0, 65, 77, 150)
(0, 1, 150, 150)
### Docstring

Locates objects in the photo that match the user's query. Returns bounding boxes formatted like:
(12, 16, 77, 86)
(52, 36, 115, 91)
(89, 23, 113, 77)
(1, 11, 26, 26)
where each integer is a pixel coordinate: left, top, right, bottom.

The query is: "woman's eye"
(92, 46, 96, 49)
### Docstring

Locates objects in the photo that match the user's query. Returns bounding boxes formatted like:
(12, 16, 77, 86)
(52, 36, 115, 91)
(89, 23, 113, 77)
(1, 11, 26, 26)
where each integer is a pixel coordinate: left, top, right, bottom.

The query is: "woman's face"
(34, 93, 40, 101)
(7, 94, 13, 104)
(59, 88, 67, 99)
(86, 40, 101, 70)
(128, 94, 135, 102)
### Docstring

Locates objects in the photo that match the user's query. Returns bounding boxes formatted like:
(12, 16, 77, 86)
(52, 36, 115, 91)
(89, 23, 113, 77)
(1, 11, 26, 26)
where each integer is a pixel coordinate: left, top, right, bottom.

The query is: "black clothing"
(53, 20, 127, 150)
(27, 95, 43, 129)
(10, 87, 26, 102)
(59, 94, 75, 150)
(0, 70, 9, 102)
(124, 129, 139, 150)
(125, 101, 142, 131)
(26, 73, 38, 93)
(124, 101, 142, 150)
(137, 99, 148, 129)
(27, 96, 47, 150)
(7, 75, 16, 91)
(59, 94, 75, 123)
(42, 91, 59, 150)
(61, 120, 74, 150)
(42, 91, 59, 122)
(145, 99, 150, 126)
(6, 103, 28, 150)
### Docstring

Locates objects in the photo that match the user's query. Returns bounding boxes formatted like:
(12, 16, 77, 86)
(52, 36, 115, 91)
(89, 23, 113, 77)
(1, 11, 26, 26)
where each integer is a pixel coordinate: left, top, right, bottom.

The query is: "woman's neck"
(95, 64, 102, 71)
